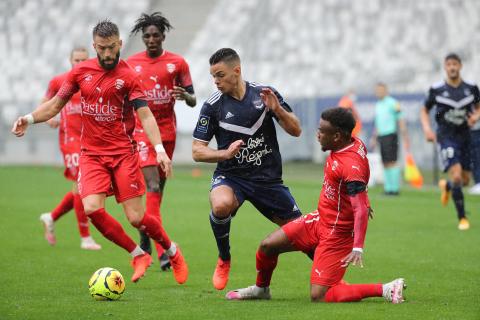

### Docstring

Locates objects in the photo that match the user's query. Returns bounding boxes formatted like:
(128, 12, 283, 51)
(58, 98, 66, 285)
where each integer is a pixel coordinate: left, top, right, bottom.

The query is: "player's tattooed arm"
(260, 88, 301, 137)
(467, 103, 480, 127)
(170, 85, 196, 107)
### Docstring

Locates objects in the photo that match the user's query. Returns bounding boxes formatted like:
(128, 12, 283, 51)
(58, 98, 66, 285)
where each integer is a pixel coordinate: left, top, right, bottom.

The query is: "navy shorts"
(210, 173, 302, 222)
(378, 133, 398, 163)
(437, 135, 471, 172)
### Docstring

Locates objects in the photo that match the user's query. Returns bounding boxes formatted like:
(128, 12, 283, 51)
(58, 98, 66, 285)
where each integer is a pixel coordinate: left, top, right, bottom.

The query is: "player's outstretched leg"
(86, 205, 150, 282)
(138, 212, 188, 284)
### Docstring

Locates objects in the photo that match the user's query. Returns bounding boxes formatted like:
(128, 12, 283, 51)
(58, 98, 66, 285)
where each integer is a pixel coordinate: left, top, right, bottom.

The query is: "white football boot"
(40, 213, 56, 245)
(226, 285, 271, 300)
(383, 278, 406, 304)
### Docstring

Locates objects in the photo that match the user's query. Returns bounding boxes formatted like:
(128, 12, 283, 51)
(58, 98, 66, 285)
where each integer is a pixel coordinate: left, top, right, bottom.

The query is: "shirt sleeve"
(342, 157, 369, 185)
(56, 69, 79, 101)
(177, 59, 193, 89)
(473, 85, 480, 104)
(45, 77, 59, 99)
(127, 74, 146, 102)
(193, 102, 218, 142)
(424, 87, 436, 111)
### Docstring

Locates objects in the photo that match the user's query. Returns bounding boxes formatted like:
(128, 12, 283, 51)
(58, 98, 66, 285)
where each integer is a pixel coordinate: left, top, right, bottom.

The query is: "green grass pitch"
(0, 164, 479, 320)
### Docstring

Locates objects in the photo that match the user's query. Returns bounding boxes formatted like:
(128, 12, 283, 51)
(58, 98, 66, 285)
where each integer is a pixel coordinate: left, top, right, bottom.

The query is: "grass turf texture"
(0, 164, 479, 320)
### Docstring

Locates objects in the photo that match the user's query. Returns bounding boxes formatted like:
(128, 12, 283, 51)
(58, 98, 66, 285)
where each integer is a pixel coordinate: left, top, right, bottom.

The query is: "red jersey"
(127, 50, 193, 141)
(57, 58, 145, 155)
(45, 72, 82, 146)
(318, 137, 370, 233)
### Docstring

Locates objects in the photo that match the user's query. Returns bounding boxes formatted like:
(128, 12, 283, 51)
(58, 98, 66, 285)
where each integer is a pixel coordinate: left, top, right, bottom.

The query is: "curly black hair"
(321, 107, 356, 136)
(130, 12, 173, 36)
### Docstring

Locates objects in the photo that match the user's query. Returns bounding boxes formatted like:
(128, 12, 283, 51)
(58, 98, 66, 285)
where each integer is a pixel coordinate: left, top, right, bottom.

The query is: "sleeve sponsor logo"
(196, 115, 210, 133)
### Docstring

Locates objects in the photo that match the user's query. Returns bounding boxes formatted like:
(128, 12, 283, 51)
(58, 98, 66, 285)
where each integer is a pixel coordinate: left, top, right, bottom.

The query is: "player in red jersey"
(12, 20, 188, 284)
(39, 47, 101, 250)
(226, 107, 406, 303)
(127, 12, 196, 270)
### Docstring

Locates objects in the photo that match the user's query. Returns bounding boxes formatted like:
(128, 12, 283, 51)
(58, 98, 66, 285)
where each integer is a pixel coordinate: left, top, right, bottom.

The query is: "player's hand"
(368, 207, 374, 220)
(169, 86, 188, 101)
(424, 128, 436, 142)
(260, 88, 281, 113)
(341, 251, 364, 268)
(11, 116, 29, 137)
(221, 139, 244, 160)
(156, 152, 172, 177)
(46, 118, 60, 129)
(467, 113, 480, 127)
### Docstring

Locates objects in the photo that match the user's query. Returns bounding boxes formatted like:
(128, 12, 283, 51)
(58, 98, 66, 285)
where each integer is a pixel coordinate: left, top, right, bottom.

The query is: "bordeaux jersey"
(45, 72, 82, 146)
(193, 82, 293, 183)
(127, 50, 194, 141)
(318, 137, 370, 233)
(57, 58, 145, 155)
(424, 80, 480, 137)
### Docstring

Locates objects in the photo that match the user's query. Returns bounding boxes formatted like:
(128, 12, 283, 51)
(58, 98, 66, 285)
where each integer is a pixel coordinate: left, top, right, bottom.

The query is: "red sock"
(325, 284, 383, 302)
(146, 192, 165, 257)
(73, 194, 90, 237)
(51, 191, 74, 221)
(140, 213, 172, 251)
(88, 208, 137, 253)
(255, 250, 278, 287)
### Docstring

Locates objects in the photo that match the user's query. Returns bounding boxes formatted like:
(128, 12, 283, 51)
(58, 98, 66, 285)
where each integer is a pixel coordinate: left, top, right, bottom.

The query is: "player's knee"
(259, 238, 275, 255)
(83, 203, 102, 215)
(211, 199, 235, 217)
(451, 176, 463, 186)
(127, 213, 144, 228)
(310, 290, 326, 302)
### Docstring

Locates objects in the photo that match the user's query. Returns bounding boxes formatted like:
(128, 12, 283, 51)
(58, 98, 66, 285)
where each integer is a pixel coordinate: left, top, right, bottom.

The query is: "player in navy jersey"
(192, 48, 302, 290)
(420, 53, 480, 231)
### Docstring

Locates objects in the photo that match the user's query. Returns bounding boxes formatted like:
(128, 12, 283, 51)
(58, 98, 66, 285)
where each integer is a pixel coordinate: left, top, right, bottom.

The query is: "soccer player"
(370, 83, 410, 195)
(420, 53, 480, 230)
(192, 48, 302, 290)
(39, 47, 101, 251)
(226, 107, 406, 303)
(12, 20, 188, 284)
(127, 12, 196, 271)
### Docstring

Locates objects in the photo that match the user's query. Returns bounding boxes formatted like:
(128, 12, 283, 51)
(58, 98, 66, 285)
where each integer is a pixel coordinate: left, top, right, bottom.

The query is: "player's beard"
(98, 52, 120, 70)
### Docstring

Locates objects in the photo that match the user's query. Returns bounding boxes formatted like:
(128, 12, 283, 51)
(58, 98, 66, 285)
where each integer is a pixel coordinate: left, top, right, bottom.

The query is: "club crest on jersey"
(84, 74, 93, 82)
(166, 63, 176, 73)
(464, 89, 471, 96)
(331, 160, 339, 171)
(253, 99, 264, 110)
(196, 115, 210, 133)
(442, 91, 450, 97)
(134, 65, 142, 73)
(115, 79, 125, 90)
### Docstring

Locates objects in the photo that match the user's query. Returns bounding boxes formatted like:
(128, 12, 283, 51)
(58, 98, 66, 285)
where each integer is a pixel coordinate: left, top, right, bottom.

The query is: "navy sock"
(451, 184, 465, 220)
(446, 180, 452, 191)
(209, 212, 232, 261)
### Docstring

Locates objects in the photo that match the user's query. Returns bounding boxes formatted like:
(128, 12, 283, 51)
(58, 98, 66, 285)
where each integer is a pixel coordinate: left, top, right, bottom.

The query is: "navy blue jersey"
(193, 81, 293, 183)
(424, 80, 480, 137)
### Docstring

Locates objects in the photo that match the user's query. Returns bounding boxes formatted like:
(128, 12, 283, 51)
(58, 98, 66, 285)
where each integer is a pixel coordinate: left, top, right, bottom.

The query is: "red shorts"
(78, 152, 146, 203)
(60, 142, 81, 181)
(282, 211, 354, 287)
(135, 130, 175, 178)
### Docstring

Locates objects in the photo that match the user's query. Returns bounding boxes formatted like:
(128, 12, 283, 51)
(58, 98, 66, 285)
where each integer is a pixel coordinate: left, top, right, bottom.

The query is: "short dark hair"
(209, 48, 240, 66)
(321, 107, 356, 136)
(445, 52, 462, 63)
(130, 12, 173, 36)
(92, 19, 119, 38)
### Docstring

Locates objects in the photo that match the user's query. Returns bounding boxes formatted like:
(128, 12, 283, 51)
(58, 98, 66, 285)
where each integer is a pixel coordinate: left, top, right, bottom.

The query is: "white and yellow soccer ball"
(88, 267, 125, 301)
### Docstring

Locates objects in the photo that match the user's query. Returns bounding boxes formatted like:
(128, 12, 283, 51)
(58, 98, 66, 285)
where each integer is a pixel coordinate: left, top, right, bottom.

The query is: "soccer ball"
(88, 267, 125, 301)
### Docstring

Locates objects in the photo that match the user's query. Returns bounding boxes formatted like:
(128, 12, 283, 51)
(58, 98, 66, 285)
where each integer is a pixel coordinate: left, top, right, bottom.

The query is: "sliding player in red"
(226, 107, 406, 303)
(128, 12, 196, 270)
(12, 20, 188, 284)
(39, 47, 101, 250)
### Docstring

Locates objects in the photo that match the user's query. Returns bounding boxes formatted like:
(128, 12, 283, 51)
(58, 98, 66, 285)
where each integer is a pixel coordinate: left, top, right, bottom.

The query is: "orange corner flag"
(404, 153, 423, 188)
